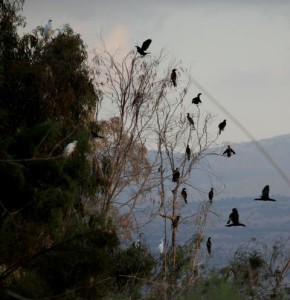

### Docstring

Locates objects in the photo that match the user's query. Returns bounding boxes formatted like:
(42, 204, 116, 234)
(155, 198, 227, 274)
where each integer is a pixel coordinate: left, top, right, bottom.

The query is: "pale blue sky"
(22, 0, 290, 143)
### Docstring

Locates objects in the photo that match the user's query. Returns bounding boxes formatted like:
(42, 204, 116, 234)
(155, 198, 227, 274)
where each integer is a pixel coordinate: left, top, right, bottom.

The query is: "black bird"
(186, 145, 191, 160)
(208, 188, 214, 204)
(254, 185, 276, 201)
(171, 69, 177, 87)
(218, 119, 227, 135)
(172, 216, 180, 228)
(192, 93, 202, 105)
(135, 39, 152, 56)
(181, 188, 187, 204)
(172, 168, 180, 182)
(187, 113, 195, 129)
(226, 208, 246, 227)
(91, 131, 104, 139)
(206, 237, 211, 255)
(223, 145, 236, 157)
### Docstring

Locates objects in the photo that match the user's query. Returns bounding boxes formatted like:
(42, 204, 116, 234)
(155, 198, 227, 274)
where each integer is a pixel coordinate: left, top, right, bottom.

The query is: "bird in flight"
(181, 188, 187, 204)
(187, 113, 195, 129)
(206, 237, 212, 255)
(218, 119, 227, 135)
(208, 188, 214, 204)
(226, 208, 246, 227)
(186, 145, 191, 160)
(171, 69, 177, 87)
(192, 93, 202, 106)
(172, 168, 180, 182)
(254, 185, 276, 201)
(136, 39, 152, 56)
(223, 145, 236, 157)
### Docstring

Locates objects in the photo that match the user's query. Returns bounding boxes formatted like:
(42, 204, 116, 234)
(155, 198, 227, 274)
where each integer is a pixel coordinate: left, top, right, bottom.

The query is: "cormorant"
(192, 93, 202, 105)
(218, 119, 226, 135)
(172, 216, 180, 228)
(171, 69, 177, 87)
(223, 145, 236, 157)
(136, 39, 152, 56)
(187, 113, 195, 129)
(186, 145, 191, 160)
(181, 188, 187, 204)
(254, 185, 276, 201)
(172, 168, 180, 182)
(206, 237, 212, 255)
(226, 208, 245, 227)
(208, 188, 214, 204)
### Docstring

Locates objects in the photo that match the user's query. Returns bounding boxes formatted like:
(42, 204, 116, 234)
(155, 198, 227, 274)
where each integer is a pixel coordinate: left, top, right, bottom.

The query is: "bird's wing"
(141, 39, 152, 51)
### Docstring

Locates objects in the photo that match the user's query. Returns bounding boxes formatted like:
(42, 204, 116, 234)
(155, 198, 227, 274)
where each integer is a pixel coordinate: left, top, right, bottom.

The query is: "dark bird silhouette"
(136, 39, 152, 56)
(208, 188, 214, 204)
(181, 188, 187, 204)
(187, 113, 195, 129)
(254, 185, 276, 201)
(226, 208, 245, 227)
(206, 237, 212, 255)
(223, 145, 236, 157)
(218, 119, 226, 135)
(91, 131, 104, 139)
(186, 145, 191, 160)
(192, 93, 202, 105)
(171, 69, 177, 87)
(172, 168, 180, 182)
(172, 216, 180, 228)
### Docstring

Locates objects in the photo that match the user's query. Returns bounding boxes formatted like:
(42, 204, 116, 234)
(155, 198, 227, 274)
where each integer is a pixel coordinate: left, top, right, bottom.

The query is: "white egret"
(43, 19, 53, 40)
(158, 238, 164, 254)
(63, 140, 78, 157)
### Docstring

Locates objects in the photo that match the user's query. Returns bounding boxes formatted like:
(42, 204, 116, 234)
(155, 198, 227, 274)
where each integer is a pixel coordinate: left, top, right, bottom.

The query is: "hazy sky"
(21, 0, 290, 143)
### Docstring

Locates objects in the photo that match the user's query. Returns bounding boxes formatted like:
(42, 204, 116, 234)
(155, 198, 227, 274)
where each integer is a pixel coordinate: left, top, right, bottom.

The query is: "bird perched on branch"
(223, 145, 236, 157)
(63, 140, 78, 157)
(255, 185, 276, 201)
(159, 239, 164, 254)
(218, 119, 226, 135)
(187, 113, 195, 129)
(192, 93, 202, 106)
(171, 69, 177, 87)
(136, 39, 152, 56)
(172, 216, 180, 228)
(226, 208, 245, 227)
(208, 188, 214, 204)
(186, 145, 191, 160)
(91, 131, 104, 139)
(206, 237, 212, 255)
(172, 168, 180, 182)
(181, 188, 187, 204)
(43, 19, 53, 40)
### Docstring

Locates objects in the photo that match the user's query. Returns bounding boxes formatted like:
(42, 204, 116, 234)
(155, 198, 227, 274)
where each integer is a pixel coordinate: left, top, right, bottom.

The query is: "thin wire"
(191, 77, 290, 187)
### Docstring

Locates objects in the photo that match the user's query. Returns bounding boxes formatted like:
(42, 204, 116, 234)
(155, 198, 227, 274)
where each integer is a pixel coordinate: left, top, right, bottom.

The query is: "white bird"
(43, 19, 53, 40)
(63, 140, 78, 157)
(158, 238, 164, 254)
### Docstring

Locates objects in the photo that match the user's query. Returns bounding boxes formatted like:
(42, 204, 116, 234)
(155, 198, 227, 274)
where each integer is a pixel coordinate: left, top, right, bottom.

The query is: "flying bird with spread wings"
(226, 208, 246, 227)
(254, 185, 276, 201)
(136, 39, 152, 56)
(223, 145, 236, 157)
